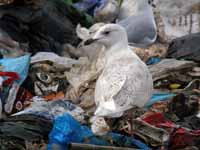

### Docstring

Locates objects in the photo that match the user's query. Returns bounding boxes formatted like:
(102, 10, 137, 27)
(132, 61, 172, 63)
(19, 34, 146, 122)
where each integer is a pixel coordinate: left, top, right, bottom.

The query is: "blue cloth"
(48, 113, 150, 150)
(132, 138, 150, 150)
(146, 93, 176, 107)
(0, 55, 30, 85)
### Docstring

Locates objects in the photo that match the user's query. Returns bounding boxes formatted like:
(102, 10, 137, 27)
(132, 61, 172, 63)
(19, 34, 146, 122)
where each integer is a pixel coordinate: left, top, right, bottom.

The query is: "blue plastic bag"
(146, 57, 161, 65)
(0, 55, 30, 114)
(145, 93, 176, 108)
(48, 113, 110, 150)
(73, 0, 101, 12)
(48, 113, 150, 150)
(0, 54, 30, 85)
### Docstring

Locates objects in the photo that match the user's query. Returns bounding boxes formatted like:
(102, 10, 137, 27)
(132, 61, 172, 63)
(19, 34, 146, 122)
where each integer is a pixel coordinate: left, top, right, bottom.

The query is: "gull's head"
(137, 0, 156, 10)
(85, 24, 128, 49)
(148, 0, 156, 8)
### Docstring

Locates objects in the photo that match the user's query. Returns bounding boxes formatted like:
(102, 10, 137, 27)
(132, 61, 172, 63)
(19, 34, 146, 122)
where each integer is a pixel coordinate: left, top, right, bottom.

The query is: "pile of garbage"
(0, 0, 199, 150)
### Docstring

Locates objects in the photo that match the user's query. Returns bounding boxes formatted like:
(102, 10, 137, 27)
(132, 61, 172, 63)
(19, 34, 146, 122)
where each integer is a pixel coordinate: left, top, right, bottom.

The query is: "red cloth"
(142, 112, 200, 149)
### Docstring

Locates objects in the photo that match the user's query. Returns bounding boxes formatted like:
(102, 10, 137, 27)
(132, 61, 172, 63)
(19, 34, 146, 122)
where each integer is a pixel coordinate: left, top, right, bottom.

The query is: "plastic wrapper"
(12, 98, 85, 123)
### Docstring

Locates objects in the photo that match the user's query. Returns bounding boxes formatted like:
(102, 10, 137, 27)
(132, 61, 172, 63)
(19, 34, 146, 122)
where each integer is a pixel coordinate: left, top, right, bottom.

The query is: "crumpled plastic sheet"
(48, 113, 150, 150)
(12, 98, 85, 123)
(31, 52, 79, 68)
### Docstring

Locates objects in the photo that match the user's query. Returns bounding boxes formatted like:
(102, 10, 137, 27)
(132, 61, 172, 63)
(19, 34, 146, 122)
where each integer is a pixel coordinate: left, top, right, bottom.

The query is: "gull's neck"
(107, 43, 128, 55)
(105, 43, 133, 64)
(137, 0, 149, 9)
(135, 0, 151, 15)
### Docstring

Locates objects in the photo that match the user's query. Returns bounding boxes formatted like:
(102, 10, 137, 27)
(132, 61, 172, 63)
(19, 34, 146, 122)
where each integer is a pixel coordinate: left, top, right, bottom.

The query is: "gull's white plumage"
(88, 24, 153, 118)
(95, 51, 153, 117)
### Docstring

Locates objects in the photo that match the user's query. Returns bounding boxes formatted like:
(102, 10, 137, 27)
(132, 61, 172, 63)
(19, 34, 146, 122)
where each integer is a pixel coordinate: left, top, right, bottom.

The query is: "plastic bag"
(73, 0, 119, 23)
(146, 93, 176, 108)
(0, 55, 30, 114)
(73, 0, 101, 12)
(94, 0, 119, 23)
(48, 113, 150, 150)
(0, 55, 30, 85)
(48, 113, 110, 150)
(12, 98, 85, 122)
(31, 52, 79, 68)
(146, 57, 161, 65)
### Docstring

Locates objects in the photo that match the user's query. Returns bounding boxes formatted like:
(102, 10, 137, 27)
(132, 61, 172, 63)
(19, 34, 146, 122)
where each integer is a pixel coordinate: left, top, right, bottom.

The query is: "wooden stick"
(69, 143, 137, 150)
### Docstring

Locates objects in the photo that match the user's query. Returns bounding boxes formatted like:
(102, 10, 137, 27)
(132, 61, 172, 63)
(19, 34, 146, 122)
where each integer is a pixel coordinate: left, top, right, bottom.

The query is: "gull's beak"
(148, 0, 156, 8)
(152, 3, 156, 8)
(151, 1, 156, 8)
(84, 31, 105, 45)
(84, 38, 98, 45)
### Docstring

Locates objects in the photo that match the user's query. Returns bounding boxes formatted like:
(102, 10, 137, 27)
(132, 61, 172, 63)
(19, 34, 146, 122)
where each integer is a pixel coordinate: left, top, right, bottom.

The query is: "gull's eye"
(103, 31, 110, 35)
